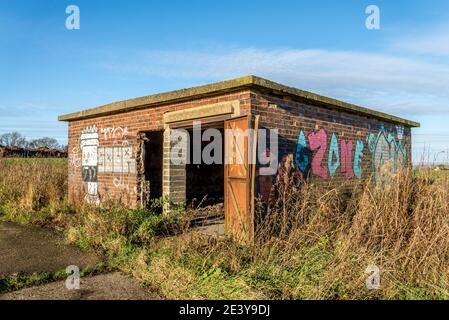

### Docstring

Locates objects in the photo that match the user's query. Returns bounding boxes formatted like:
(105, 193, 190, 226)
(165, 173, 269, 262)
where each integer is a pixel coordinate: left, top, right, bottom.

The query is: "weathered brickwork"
(63, 77, 416, 209)
(250, 90, 412, 202)
(67, 92, 251, 206)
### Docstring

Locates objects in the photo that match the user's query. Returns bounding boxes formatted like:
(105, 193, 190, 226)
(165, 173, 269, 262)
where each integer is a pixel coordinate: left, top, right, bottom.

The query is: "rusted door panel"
(224, 116, 252, 242)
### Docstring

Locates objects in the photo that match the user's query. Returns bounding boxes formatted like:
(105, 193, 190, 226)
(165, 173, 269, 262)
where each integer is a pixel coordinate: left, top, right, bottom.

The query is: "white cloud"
(101, 47, 449, 117)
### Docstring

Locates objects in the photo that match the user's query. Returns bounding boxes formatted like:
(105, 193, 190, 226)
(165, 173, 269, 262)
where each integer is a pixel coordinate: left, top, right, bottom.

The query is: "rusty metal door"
(224, 116, 252, 242)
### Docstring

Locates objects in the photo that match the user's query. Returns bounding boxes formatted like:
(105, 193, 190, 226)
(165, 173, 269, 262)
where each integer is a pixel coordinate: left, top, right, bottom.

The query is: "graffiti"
(308, 128, 328, 179)
(98, 146, 136, 174)
(75, 124, 139, 201)
(101, 126, 129, 141)
(113, 174, 137, 194)
(291, 128, 375, 180)
(340, 140, 354, 178)
(368, 127, 407, 179)
(292, 126, 407, 181)
(396, 126, 404, 141)
(80, 125, 99, 203)
(328, 133, 340, 177)
(295, 130, 309, 173)
(100, 126, 137, 195)
(69, 147, 81, 168)
(353, 141, 364, 178)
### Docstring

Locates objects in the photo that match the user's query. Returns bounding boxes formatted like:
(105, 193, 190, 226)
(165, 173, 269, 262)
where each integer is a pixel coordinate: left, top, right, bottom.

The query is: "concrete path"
(0, 221, 162, 299)
(0, 272, 161, 300)
(0, 221, 100, 277)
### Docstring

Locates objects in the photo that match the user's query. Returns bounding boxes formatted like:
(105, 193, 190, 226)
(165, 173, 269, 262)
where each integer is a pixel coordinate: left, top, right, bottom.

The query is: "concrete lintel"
(163, 100, 239, 125)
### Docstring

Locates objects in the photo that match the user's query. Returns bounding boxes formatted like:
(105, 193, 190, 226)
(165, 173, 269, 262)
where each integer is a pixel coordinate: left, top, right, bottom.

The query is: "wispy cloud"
(0, 102, 62, 118)
(101, 47, 449, 117)
(394, 24, 449, 57)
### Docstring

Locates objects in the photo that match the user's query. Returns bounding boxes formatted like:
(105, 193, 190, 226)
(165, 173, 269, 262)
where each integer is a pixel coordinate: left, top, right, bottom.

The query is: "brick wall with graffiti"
(251, 92, 412, 203)
(66, 88, 411, 207)
(69, 123, 138, 205)
(66, 91, 252, 206)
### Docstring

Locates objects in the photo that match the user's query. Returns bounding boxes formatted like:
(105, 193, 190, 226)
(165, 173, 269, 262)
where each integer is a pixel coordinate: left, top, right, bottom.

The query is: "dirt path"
(0, 221, 100, 276)
(0, 272, 161, 300)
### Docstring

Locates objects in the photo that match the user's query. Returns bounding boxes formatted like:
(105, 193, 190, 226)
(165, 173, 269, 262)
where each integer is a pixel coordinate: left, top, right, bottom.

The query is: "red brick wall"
(250, 90, 412, 203)
(67, 87, 412, 207)
(67, 91, 251, 206)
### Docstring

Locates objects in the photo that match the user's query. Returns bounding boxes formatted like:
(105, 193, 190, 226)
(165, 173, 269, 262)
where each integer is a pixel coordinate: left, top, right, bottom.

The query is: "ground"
(0, 221, 160, 300)
(0, 221, 99, 276)
(0, 272, 161, 300)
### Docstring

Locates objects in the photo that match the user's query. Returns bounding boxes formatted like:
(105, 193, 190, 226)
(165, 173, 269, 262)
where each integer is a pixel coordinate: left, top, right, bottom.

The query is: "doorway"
(185, 125, 225, 208)
(142, 131, 163, 210)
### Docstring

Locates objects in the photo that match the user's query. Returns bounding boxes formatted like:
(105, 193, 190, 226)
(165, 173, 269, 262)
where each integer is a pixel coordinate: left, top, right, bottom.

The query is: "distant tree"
(29, 137, 60, 149)
(0, 132, 27, 148)
(0, 132, 62, 149)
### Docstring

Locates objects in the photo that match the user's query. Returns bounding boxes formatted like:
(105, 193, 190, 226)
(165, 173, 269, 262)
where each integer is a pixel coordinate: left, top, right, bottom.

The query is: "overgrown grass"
(1, 158, 449, 299)
(0, 158, 69, 229)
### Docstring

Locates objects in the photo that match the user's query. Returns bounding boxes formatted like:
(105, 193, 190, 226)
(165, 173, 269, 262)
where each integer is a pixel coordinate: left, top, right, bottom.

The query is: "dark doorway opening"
(143, 131, 163, 207)
(186, 126, 224, 208)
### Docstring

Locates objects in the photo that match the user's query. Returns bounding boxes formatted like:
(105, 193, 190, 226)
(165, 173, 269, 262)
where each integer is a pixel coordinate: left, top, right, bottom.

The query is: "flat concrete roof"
(58, 75, 420, 127)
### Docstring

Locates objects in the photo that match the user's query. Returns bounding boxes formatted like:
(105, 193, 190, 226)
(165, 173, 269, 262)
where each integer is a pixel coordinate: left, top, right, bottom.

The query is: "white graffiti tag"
(101, 126, 129, 141)
(69, 147, 81, 168)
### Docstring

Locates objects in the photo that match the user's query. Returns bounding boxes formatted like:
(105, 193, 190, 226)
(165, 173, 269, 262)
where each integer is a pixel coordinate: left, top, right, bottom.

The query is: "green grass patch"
(0, 262, 108, 294)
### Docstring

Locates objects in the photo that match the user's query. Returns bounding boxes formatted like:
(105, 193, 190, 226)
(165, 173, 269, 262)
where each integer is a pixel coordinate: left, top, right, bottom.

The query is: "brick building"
(59, 76, 419, 240)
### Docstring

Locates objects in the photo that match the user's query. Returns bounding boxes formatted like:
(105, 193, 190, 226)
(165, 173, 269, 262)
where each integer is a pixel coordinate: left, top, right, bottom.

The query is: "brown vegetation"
(1, 158, 449, 299)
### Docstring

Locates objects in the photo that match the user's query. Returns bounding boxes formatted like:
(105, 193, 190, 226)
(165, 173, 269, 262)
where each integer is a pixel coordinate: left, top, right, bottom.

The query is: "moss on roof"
(58, 75, 420, 127)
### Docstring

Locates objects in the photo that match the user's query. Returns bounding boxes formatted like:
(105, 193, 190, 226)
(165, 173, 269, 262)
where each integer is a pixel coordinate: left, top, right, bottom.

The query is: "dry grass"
(0, 158, 70, 227)
(249, 168, 449, 299)
(1, 158, 449, 299)
(135, 167, 449, 299)
(0, 158, 67, 207)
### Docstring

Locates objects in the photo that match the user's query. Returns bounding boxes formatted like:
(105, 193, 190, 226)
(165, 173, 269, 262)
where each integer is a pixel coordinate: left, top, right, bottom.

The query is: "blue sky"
(1, 0, 448, 163)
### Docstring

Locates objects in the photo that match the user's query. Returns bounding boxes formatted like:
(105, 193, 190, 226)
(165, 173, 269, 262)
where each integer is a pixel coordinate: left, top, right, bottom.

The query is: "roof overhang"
(58, 75, 420, 128)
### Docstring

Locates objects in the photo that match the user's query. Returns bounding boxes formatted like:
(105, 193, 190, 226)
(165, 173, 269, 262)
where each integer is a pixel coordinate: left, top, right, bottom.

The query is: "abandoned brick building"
(59, 75, 419, 240)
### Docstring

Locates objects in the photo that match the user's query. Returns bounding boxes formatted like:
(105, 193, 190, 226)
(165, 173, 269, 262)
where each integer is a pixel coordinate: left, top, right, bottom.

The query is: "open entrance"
(186, 124, 225, 208)
(141, 131, 163, 211)
(140, 115, 254, 241)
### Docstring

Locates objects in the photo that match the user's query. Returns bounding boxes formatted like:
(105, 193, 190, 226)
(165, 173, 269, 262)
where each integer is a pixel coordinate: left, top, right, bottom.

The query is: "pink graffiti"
(340, 140, 354, 178)
(308, 128, 328, 179)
